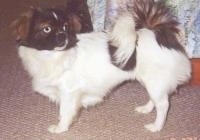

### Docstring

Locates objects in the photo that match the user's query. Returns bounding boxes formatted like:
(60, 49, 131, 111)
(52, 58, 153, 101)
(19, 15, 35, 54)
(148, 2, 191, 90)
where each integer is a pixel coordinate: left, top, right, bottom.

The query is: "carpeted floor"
(0, 0, 200, 140)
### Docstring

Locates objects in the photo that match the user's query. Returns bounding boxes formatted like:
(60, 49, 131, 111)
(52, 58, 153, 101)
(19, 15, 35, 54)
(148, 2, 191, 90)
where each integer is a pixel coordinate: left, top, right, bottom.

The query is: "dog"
(109, 0, 191, 132)
(11, 0, 191, 134)
(11, 7, 132, 134)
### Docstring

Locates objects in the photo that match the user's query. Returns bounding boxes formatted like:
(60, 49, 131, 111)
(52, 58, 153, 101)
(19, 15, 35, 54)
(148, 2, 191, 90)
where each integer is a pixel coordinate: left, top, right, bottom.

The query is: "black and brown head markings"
(11, 7, 79, 50)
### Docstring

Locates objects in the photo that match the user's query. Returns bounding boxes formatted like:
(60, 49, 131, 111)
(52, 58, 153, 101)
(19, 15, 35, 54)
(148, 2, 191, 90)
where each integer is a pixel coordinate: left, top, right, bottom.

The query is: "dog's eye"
(43, 26, 52, 33)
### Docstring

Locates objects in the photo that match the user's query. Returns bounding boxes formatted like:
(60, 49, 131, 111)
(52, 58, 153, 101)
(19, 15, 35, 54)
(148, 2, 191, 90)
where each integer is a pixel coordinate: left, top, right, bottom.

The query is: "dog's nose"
(56, 32, 66, 46)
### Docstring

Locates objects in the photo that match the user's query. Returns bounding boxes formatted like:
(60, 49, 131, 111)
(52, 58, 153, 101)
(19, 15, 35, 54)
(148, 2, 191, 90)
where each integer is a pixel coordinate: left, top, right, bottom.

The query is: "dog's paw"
(48, 125, 68, 134)
(135, 106, 152, 114)
(144, 123, 162, 132)
(82, 96, 102, 108)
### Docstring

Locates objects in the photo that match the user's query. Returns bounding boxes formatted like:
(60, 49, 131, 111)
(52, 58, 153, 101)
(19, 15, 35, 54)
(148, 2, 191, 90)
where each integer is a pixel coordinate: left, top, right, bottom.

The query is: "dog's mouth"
(54, 40, 68, 51)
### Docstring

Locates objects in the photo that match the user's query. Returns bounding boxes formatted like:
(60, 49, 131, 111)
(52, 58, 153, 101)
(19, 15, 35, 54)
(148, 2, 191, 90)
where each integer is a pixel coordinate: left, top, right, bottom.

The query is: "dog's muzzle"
(54, 32, 68, 51)
(56, 32, 67, 46)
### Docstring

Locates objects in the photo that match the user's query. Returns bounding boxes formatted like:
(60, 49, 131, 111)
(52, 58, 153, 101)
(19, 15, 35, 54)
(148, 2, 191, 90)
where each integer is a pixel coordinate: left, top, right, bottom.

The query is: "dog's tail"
(109, 0, 184, 70)
(109, 13, 137, 70)
(132, 0, 183, 50)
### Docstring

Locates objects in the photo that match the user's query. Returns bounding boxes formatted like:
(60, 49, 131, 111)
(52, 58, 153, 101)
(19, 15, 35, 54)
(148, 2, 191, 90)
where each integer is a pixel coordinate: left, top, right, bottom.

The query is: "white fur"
(18, 32, 132, 133)
(110, 14, 191, 132)
(52, 11, 58, 21)
(109, 14, 137, 68)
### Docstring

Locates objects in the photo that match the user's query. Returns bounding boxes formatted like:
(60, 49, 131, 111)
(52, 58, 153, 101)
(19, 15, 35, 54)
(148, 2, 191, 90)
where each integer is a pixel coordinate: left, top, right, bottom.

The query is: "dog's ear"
(66, 0, 93, 33)
(68, 14, 82, 33)
(10, 8, 36, 42)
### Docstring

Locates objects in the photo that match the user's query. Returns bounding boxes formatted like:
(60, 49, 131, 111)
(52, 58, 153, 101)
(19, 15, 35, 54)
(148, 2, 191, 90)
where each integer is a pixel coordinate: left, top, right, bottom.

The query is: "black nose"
(56, 32, 66, 46)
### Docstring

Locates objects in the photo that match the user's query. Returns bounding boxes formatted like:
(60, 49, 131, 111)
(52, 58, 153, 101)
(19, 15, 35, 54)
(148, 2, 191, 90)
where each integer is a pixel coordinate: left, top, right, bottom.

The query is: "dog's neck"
(19, 45, 77, 61)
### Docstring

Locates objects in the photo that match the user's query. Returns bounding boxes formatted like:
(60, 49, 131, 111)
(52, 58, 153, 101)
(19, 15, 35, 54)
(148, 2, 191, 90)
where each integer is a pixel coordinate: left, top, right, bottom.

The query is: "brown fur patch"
(66, 0, 93, 33)
(11, 10, 33, 42)
(130, 0, 185, 52)
(69, 14, 82, 33)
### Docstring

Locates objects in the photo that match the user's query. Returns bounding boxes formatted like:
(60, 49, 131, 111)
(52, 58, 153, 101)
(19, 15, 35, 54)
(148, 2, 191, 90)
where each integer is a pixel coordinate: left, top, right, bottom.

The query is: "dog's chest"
(18, 46, 67, 80)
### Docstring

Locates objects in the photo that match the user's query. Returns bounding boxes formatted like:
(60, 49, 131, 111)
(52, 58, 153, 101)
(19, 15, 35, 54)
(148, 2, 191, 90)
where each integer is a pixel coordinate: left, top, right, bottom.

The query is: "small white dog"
(12, 0, 191, 134)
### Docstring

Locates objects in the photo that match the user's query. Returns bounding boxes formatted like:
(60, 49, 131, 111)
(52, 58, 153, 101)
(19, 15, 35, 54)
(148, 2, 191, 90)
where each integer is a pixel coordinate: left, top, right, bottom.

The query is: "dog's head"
(11, 7, 82, 51)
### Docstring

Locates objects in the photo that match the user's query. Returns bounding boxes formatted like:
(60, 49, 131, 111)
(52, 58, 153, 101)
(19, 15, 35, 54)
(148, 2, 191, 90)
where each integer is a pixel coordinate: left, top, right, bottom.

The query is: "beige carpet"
(0, 0, 200, 139)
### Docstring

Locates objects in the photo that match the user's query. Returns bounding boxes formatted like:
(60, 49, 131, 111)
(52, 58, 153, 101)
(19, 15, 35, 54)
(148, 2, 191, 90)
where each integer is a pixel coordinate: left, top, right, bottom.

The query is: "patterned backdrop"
(87, 0, 200, 58)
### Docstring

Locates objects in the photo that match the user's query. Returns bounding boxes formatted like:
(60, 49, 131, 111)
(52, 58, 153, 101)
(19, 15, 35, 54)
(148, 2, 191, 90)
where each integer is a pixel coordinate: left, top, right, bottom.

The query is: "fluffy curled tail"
(109, 0, 185, 70)
(132, 0, 183, 51)
(132, 0, 179, 31)
(109, 13, 137, 70)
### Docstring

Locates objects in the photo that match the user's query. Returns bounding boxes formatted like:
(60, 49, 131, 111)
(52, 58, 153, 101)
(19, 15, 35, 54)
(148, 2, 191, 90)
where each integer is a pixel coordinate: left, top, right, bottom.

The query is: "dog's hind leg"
(144, 87, 169, 132)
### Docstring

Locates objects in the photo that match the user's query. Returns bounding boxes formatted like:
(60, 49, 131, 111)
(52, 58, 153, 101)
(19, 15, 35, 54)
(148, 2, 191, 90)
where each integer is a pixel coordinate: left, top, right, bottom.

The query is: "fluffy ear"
(66, 0, 93, 33)
(10, 9, 34, 42)
(68, 14, 82, 33)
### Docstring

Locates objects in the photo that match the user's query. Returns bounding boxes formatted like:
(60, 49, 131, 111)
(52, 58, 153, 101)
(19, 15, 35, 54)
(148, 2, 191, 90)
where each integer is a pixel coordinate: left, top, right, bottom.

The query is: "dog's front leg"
(48, 90, 81, 134)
